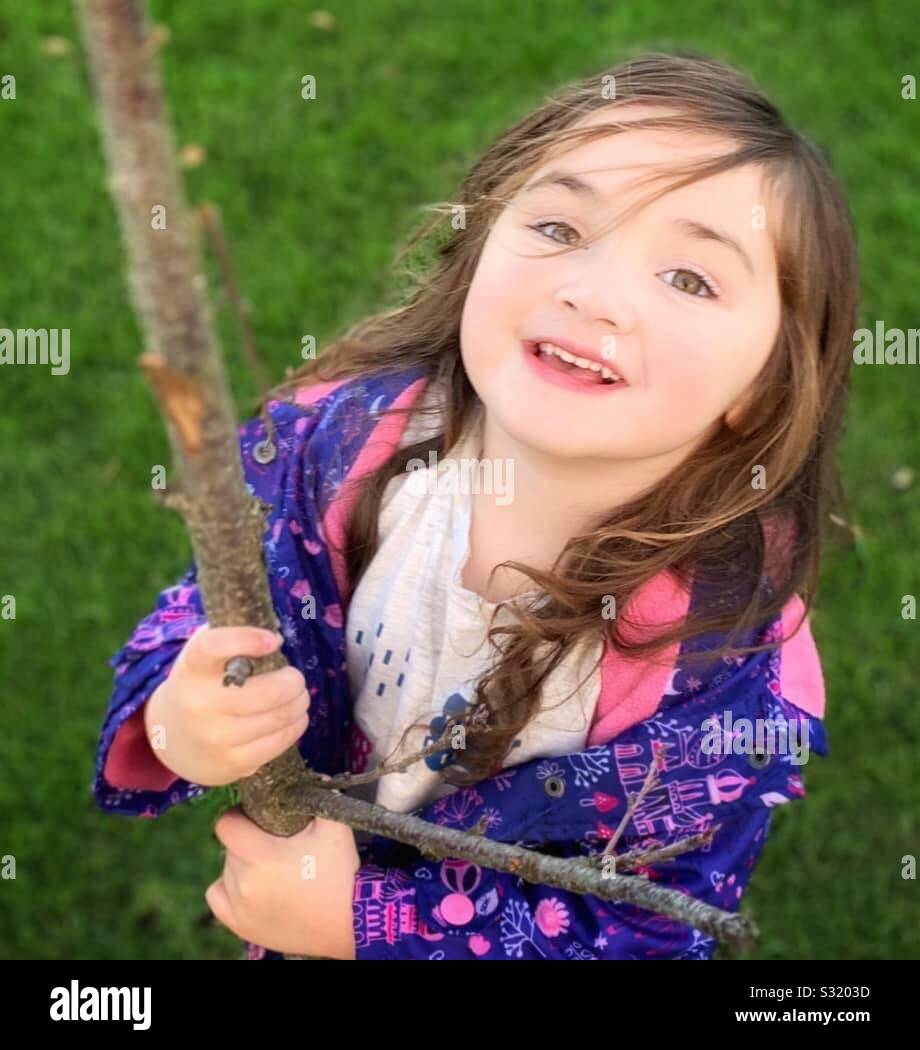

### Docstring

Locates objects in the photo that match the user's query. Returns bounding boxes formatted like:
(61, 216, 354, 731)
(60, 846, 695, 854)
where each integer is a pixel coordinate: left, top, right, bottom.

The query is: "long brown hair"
(259, 51, 859, 785)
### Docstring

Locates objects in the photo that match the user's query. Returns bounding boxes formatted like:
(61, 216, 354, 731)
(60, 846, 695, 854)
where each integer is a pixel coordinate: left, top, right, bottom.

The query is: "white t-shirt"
(344, 383, 603, 816)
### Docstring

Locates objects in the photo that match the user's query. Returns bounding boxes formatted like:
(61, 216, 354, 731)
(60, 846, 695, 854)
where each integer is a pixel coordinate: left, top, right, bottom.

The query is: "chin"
(488, 410, 600, 460)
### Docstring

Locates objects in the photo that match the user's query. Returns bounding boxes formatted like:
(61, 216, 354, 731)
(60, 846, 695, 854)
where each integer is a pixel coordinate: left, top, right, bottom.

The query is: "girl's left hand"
(206, 806, 360, 958)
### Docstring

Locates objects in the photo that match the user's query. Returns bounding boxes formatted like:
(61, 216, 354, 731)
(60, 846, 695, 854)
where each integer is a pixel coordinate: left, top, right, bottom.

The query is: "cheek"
(460, 253, 525, 386)
(648, 325, 737, 414)
(466, 244, 524, 320)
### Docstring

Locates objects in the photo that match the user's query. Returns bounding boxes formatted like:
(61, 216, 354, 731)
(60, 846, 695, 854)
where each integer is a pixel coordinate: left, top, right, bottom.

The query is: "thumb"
(178, 624, 283, 678)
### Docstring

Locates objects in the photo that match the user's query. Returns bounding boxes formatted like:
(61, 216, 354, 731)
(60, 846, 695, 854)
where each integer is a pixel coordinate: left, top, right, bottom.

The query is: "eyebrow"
(520, 169, 756, 278)
(521, 170, 603, 201)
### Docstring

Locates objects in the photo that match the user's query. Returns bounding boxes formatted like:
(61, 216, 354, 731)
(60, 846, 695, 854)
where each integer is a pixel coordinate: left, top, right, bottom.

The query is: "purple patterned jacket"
(94, 365, 828, 960)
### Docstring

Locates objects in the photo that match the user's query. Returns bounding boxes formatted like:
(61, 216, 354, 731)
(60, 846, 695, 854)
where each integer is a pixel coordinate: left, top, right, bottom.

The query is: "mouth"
(522, 340, 629, 394)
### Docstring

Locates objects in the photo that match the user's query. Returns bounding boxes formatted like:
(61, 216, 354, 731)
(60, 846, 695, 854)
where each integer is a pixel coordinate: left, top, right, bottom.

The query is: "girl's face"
(460, 106, 783, 468)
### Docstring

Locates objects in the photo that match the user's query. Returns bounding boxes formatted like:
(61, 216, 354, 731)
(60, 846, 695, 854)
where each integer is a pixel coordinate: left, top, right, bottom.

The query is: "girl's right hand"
(143, 625, 310, 787)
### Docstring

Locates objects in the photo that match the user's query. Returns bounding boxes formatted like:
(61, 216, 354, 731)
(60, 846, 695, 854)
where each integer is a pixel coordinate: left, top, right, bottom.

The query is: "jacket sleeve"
(348, 676, 827, 960)
(93, 391, 342, 819)
(93, 559, 210, 818)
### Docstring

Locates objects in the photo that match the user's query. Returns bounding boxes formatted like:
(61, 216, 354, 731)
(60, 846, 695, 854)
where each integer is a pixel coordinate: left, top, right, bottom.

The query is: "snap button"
(747, 750, 771, 770)
(252, 439, 277, 464)
(543, 775, 565, 798)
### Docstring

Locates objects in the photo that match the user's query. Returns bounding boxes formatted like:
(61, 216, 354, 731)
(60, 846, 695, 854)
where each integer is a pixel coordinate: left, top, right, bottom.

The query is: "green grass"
(0, 0, 917, 959)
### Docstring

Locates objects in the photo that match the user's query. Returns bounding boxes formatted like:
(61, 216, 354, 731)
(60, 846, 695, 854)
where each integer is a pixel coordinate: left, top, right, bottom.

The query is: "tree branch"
(75, 0, 311, 840)
(288, 783, 758, 950)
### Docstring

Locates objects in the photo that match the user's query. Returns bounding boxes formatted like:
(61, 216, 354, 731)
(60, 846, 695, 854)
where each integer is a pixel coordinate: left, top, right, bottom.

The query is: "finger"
(301, 817, 360, 871)
(221, 851, 247, 897)
(179, 625, 284, 678)
(308, 815, 358, 847)
(229, 696, 310, 746)
(205, 877, 244, 938)
(213, 807, 253, 853)
(213, 808, 258, 857)
(219, 666, 308, 718)
(231, 716, 310, 777)
(214, 807, 282, 865)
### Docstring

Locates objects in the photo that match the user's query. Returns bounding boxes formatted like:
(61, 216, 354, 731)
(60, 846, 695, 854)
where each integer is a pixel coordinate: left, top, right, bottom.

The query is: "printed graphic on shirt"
(424, 691, 476, 772)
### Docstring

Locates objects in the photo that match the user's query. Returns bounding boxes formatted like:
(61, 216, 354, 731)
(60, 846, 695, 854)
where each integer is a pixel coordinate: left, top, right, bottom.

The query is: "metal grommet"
(252, 439, 277, 464)
(543, 775, 565, 798)
(748, 750, 771, 770)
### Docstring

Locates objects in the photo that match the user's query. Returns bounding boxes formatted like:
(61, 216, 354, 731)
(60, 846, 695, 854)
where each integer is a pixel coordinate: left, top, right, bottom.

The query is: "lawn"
(0, 0, 917, 959)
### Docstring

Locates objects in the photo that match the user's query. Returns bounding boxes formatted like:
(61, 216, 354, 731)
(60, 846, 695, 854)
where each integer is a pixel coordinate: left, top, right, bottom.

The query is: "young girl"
(94, 51, 857, 960)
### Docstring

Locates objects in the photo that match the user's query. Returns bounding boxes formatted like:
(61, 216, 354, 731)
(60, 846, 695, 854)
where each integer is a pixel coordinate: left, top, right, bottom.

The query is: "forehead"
(537, 104, 740, 174)
(517, 104, 783, 272)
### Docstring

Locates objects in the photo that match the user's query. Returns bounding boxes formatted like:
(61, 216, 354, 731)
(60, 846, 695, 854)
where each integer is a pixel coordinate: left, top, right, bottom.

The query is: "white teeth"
(536, 342, 622, 382)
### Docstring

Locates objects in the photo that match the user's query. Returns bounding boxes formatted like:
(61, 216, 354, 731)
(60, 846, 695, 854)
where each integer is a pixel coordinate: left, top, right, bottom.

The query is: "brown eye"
(529, 221, 581, 246)
(661, 267, 717, 299)
(676, 271, 702, 294)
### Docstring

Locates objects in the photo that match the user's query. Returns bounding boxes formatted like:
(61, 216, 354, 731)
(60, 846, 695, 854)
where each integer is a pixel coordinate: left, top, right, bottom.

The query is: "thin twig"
(602, 742, 668, 857)
(307, 738, 455, 790)
(197, 202, 271, 396)
(306, 711, 492, 789)
(612, 827, 718, 872)
(196, 202, 277, 450)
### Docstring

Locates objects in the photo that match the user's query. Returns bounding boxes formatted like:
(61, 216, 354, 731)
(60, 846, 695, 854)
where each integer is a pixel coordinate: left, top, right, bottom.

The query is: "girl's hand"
(206, 806, 360, 959)
(145, 625, 311, 787)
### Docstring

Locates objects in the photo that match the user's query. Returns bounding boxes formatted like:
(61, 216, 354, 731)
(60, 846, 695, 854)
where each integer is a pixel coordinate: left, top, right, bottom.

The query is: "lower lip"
(522, 342, 628, 396)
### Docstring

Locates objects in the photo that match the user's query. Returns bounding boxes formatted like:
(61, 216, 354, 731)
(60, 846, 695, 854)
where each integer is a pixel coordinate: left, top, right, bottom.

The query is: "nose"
(554, 252, 636, 334)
